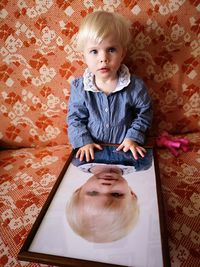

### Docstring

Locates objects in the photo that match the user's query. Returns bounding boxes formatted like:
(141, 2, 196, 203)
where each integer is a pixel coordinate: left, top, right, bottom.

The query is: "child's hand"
(116, 138, 146, 160)
(76, 143, 103, 162)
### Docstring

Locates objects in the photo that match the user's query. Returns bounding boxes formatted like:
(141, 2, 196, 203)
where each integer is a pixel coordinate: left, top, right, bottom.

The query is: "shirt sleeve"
(67, 78, 94, 148)
(125, 77, 153, 144)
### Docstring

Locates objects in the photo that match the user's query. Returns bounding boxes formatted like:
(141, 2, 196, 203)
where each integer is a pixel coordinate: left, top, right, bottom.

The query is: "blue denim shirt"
(67, 73, 152, 149)
(72, 146, 153, 173)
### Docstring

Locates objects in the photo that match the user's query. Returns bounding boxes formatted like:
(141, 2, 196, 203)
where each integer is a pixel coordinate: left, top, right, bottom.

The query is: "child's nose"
(100, 58, 108, 63)
(99, 52, 108, 63)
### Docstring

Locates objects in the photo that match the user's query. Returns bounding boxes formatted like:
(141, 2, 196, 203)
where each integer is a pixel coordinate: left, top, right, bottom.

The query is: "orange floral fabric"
(0, 1, 199, 148)
(157, 134, 200, 267)
(0, 144, 71, 267)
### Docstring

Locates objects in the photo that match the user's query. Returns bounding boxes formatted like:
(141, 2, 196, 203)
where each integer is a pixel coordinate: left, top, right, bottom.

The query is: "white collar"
(83, 64, 131, 93)
(78, 163, 135, 175)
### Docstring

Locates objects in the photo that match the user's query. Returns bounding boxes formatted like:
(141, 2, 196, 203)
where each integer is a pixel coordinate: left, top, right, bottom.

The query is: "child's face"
(83, 34, 126, 82)
(79, 167, 136, 208)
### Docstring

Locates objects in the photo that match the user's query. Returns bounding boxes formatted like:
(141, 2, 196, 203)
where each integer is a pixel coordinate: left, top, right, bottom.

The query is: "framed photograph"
(18, 145, 170, 267)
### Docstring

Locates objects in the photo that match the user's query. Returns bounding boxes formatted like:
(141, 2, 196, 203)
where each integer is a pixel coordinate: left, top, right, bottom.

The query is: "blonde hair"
(66, 188, 139, 243)
(76, 11, 131, 51)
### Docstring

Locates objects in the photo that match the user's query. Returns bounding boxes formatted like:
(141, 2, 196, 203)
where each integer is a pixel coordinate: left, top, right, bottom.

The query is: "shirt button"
(106, 124, 109, 128)
(105, 108, 108, 112)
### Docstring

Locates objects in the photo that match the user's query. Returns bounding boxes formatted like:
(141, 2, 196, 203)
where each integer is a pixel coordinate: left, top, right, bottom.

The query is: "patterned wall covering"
(0, 1, 199, 148)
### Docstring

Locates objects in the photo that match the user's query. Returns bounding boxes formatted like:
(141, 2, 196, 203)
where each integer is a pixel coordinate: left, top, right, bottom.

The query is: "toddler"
(67, 11, 152, 161)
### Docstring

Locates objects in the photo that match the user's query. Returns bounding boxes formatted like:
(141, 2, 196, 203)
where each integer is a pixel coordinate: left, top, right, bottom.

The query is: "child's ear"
(74, 187, 81, 194)
(130, 190, 137, 199)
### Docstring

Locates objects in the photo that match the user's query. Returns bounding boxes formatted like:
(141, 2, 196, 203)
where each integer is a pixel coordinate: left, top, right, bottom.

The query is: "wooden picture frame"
(18, 145, 170, 267)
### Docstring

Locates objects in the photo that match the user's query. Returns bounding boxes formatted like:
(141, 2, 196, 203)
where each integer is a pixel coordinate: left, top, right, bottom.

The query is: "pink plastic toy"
(156, 131, 190, 157)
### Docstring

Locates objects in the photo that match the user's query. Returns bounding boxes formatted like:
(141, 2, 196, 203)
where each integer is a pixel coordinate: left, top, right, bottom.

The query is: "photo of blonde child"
(28, 146, 163, 267)
(66, 146, 153, 243)
(66, 164, 139, 243)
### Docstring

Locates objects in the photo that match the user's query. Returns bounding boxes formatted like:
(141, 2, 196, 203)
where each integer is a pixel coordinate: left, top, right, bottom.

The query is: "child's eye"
(86, 191, 99, 196)
(111, 192, 124, 198)
(90, 49, 98, 54)
(108, 47, 116, 53)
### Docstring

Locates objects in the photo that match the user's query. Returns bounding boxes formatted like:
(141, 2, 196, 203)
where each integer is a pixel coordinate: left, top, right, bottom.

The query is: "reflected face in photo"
(78, 166, 137, 207)
(67, 165, 139, 243)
